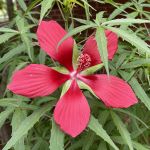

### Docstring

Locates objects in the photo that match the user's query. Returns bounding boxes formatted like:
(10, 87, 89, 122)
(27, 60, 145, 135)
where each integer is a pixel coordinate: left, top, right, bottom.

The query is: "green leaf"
(80, 0, 96, 10)
(67, 139, 84, 150)
(114, 109, 148, 128)
(0, 28, 18, 33)
(52, 66, 69, 74)
(88, 115, 119, 150)
(14, 62, 29, 70)
(17, 0, 35, 22)
(60, 80, 72, 97)
(133, 141, 150, 150)
(130, 78, 150, 110)
(95, 27, 109, 75)
(25, 0, 42, 13)
(21, 33, 34, 61)
(0, 98, 20, 107)
(16, 16, 34, 62)
(115, 53, 128, 68)
(0, 44, 25, 65)
(17, 0, 27, 11)
(0, 98, 38, 110)
(102, 19, 150, 26)
(108, 2, 132, 20)
(68, 0, 84, 7)
(72, 41, 80, 70)
(49, 119, 64, 150)
(120, 58, 150, 69)
(131, 127, 147, 139)
(0, 107, 14, 128)
(98, 110, 109, 126)
(81, 64, 104, 75)
(11, 109, 27, 150)
(118, 70, 135, 82)
(82, 131, 95, 150)
(98, 141, 107, 150)
(111, 111, 134, 150)
(77, 80, 98, 98)
(57, 24, 96, 49)
(40, 0, 55, 21)
(72, 18, 90, 25)
(105, 26, 150, 54)
(112, 136, 150, 150)
(0, 33, 18, 44)
(38, 49, 46, 64)
(119, 71, 150, 111)
(2, 101, 55, 150)
(84, 0, 90, 21)
(95, 11, 105, 25)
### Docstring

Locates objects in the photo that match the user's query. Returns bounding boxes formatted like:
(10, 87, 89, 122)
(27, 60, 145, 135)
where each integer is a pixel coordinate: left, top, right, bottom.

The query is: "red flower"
(7, 21, 138, 137)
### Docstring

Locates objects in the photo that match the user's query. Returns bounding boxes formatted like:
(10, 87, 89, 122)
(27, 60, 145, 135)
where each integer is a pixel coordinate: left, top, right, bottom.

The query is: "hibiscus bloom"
(7, 20, 138, 137)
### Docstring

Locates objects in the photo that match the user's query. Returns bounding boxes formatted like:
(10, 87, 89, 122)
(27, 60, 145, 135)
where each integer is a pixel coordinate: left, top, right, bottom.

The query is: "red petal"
(37, 20, 74, 71)
(54, 81, 90, 137)
(106, 30, 118, 60)
(7, 64, 69, 98)
(80, 74, 138, 108)
(83, 36, 101, 66)
(83, 30, 118, 66)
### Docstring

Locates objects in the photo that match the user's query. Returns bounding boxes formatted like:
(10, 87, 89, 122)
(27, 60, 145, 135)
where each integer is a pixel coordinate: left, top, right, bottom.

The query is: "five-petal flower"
(7, 20, 138, 137)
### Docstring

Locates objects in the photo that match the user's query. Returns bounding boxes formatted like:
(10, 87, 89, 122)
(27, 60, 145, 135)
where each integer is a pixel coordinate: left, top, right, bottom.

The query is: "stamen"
(77, 53, 91, 71)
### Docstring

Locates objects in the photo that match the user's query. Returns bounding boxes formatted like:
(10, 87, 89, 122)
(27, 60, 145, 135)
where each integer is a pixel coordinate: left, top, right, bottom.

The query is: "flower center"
(77, 53, 91, 71)
(70, 70, 77, 79)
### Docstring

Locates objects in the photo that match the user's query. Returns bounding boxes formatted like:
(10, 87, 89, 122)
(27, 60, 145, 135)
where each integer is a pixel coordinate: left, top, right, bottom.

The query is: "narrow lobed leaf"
(95, 26, 109, 75)
(2, 101, 55, 150)
(111, 111, 134, 150)
(57, 24, 96, 49)
(102, 19, 150, 26)
(40, 0, 55, 21)
(49, 118, 64, 150)
(119, 71, 150, 111)
(105, 26, 150, 54)
(88, 115, 119, 150)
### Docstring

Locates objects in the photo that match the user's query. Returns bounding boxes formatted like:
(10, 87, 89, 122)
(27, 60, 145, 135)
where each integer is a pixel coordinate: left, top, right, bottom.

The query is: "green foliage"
(111, 111, 133, 150)
(88, 115, 119, 150)
(0, 107, 14, 128)
(49, 119, 64, 150)
(95, 26, 109, 75)
(40, 0, 55, 21)
(0, 0, 150, 150)
(3, 101, 55, 150)
(11, 108, 27, 150)
(105, 26, 150, 54)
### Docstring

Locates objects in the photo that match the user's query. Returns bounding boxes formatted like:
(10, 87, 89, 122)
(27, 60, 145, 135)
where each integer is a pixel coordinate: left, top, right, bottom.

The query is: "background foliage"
(0, 0, 150, 150)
